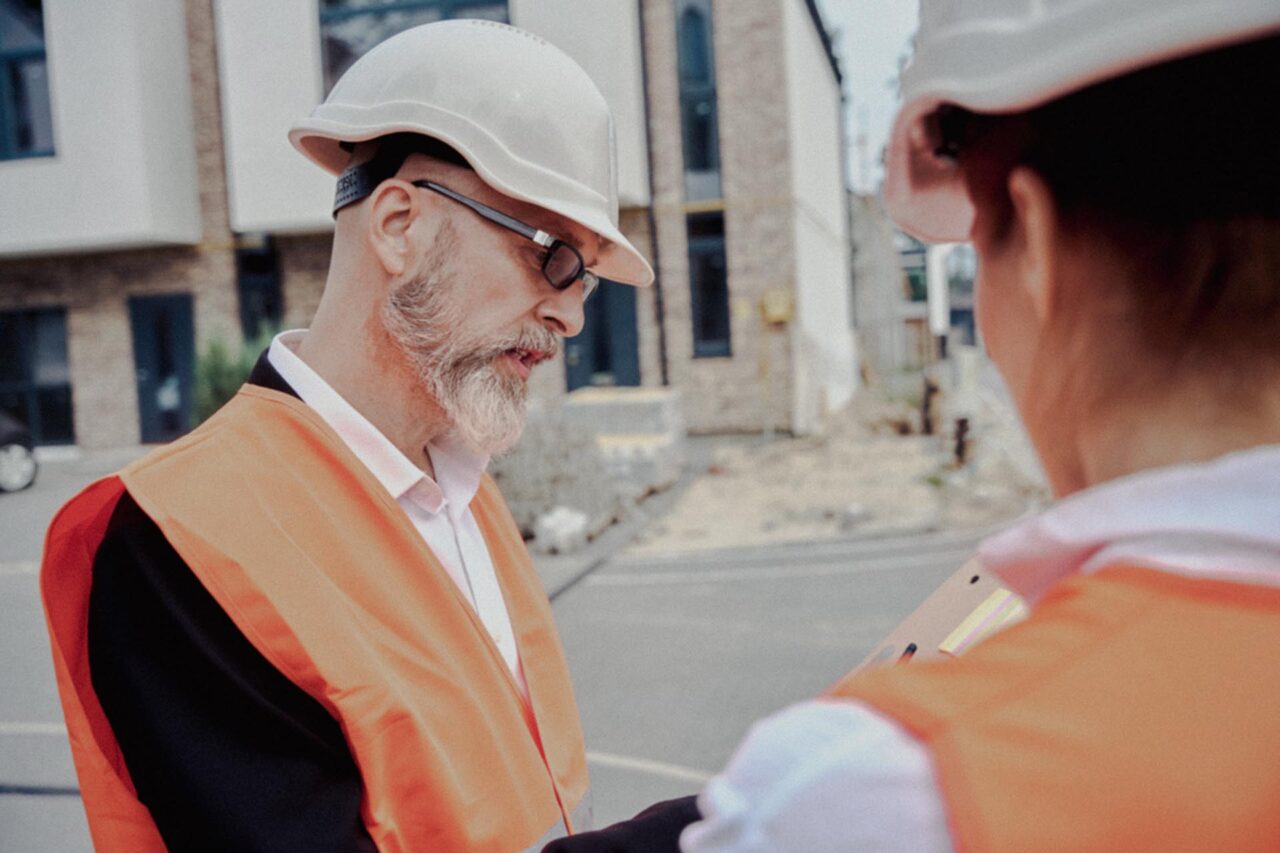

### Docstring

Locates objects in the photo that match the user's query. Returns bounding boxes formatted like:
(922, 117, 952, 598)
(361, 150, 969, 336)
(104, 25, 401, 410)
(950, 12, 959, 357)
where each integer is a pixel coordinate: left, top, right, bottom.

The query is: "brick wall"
(277, 233, 333, 330)
(639, 0, 798, 433)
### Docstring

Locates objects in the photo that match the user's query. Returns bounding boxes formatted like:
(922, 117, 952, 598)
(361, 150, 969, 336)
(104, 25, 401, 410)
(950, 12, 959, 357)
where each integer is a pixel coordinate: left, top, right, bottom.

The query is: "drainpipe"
(636, 0, 670, 386)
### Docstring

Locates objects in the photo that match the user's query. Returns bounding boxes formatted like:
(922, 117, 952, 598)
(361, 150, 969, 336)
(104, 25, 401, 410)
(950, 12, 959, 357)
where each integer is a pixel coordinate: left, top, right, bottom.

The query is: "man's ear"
(1006, 167, 1060, 326)
(366, 180, 421, 278)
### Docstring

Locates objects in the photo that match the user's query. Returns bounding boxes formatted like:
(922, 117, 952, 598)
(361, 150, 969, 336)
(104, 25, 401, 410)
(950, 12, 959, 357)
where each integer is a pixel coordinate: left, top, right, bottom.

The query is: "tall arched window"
(675, 0, 721, 201)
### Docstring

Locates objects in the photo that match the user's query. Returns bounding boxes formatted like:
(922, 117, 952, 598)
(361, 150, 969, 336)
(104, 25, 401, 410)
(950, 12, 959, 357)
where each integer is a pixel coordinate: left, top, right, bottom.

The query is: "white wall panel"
(215, 0, 650, 237)
(0, 0, 201, 256)
(782, 0, 855, 431)
(215, 0, 333, 235)
(510, 0, 651, 208)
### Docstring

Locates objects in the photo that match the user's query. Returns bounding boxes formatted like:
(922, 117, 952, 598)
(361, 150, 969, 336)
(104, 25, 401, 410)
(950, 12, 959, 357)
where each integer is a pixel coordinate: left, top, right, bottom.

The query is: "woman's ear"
(366, 180, 421, 278)
(1006, 167, 1061, 327)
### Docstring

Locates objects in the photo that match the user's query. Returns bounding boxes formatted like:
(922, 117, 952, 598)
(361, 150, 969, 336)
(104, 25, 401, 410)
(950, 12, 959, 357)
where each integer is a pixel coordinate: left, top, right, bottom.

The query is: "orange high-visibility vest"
(42, 386, 589, 853)
(830, 566, 1280, 852)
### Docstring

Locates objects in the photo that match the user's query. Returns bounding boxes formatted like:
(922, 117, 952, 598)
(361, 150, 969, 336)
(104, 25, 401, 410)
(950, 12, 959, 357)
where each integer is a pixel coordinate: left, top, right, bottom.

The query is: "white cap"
(886, 1, 1280, 242)
(290, 20, 654, 287)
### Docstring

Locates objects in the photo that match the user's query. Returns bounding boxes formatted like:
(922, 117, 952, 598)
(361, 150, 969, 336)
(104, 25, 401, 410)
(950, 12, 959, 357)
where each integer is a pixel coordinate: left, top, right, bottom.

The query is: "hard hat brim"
(885, 3, 1280, 242)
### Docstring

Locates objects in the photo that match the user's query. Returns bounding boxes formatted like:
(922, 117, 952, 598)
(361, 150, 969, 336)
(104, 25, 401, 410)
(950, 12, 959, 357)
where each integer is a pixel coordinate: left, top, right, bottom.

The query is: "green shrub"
(194, 328, 277, 424)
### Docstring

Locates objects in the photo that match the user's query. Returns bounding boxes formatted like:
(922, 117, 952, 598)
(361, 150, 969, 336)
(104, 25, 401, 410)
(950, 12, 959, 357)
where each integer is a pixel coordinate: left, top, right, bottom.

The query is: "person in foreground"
(41, 20, 653, 853)
(547, 2, 1280, 851)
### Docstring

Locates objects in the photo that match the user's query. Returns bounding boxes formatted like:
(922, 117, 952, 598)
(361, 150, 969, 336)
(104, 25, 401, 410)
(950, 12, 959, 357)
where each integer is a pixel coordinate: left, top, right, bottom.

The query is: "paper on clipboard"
(856, 557, 1028, 673)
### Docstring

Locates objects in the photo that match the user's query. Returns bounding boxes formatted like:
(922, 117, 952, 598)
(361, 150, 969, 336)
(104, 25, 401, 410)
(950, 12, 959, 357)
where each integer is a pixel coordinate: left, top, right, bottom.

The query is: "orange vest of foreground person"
(41, 386, 589, 853)
(831, 566, 1280, 852)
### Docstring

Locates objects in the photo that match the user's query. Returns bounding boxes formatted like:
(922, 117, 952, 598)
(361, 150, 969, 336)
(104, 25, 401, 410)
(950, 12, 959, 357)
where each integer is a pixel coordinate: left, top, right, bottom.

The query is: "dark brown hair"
(936, 33, 1280, 371)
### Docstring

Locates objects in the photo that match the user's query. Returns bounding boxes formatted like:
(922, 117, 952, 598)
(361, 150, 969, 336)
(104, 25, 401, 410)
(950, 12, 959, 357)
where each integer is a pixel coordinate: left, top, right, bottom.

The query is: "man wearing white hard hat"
(549, 3, 1280, 851)
(42, 20, 651, 853)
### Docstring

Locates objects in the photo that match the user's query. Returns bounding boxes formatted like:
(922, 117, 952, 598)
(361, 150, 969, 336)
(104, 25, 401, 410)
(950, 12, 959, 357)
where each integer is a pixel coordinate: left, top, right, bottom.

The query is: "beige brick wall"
(640, 0, 799, 434)
(277, 233, 333, 330)
(0, 242, 239, 448)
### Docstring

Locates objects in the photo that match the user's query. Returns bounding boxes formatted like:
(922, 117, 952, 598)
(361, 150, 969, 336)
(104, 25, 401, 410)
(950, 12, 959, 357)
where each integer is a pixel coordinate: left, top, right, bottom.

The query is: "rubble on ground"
(626, 379, 1050, 556)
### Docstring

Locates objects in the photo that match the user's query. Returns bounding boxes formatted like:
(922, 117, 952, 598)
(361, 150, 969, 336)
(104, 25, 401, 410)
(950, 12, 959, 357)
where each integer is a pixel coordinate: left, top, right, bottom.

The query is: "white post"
(925, 242, 957, 339)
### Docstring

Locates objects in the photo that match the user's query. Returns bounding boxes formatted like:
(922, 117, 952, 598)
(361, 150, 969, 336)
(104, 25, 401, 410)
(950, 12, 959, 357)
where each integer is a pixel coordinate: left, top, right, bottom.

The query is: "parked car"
(0, 411, 37, 492)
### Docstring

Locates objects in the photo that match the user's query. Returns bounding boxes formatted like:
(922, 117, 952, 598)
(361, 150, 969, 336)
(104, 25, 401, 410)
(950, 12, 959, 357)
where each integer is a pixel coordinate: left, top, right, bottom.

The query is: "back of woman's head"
(941, 33, 1280, 371)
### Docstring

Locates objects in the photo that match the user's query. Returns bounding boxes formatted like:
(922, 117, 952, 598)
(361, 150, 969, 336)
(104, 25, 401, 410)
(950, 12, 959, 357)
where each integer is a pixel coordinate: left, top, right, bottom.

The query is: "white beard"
(381, 261, 556, 457)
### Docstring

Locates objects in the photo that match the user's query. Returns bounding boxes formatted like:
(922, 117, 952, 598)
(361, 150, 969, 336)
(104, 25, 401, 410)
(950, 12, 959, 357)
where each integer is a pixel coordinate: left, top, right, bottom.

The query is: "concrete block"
(490, 403, 626, 542)
(531, 506, 590, 555)
(562, 386, 685, 438)
(596, 432, 684, 500)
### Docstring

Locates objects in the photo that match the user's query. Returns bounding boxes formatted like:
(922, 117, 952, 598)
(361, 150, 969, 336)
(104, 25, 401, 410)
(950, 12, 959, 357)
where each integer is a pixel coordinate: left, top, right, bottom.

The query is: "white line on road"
(586, 750, 712, 785)
(611, 525, 1006, 571)
(0, 561, 38, 576)
(0, 722, 66, 736)
(587, 551, 967, 587)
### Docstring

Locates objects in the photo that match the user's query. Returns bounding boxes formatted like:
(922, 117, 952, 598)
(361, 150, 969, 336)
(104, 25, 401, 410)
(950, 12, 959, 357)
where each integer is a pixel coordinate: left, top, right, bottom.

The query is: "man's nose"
(537, 282, 586, 338)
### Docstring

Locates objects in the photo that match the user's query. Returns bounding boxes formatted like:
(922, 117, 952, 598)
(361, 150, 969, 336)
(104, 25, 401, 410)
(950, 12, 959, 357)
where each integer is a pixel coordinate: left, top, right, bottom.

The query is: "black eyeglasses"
(412, 180, 600, 301)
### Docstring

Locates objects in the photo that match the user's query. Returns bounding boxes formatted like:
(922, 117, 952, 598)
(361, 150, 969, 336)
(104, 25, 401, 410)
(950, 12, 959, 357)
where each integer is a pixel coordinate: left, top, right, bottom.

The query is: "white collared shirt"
(682, 445, 1280, 853)
(267, 331, 527, 698)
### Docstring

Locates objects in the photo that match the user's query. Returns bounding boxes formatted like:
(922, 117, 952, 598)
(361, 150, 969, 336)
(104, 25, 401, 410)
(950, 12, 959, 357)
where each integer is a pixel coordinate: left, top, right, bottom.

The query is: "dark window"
(687, 212, 730, 357)
(905, 268, 927, 302)
(564, 279, 641, 391)
(236, 237, 283, 340)
(677, 7, 712, 83)
(319, 0, 508, 94)
(0, 0, 55, 160)
(0, 307, 74, 444)
(675, 0, 721, 201)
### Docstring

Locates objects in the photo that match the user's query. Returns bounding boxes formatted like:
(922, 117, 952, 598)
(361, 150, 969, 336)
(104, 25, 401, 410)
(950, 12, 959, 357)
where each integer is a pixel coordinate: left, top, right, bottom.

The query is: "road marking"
(0, 722, 66, 736)
(587, 551, 968, 587)
(0, 561, 38, 576)
(0, 784, 81, 797)
(612, 525, 1007, 571)
(586, 751, 712, 785)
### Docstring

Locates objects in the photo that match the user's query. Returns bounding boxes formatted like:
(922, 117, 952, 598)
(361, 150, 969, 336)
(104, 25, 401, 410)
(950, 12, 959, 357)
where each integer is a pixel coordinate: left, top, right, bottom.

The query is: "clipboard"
(855, 557, 1028, 672)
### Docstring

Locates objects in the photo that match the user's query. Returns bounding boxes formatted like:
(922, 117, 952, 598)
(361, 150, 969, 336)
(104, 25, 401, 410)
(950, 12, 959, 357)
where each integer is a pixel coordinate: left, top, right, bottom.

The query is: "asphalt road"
(1, 452, 986, 850)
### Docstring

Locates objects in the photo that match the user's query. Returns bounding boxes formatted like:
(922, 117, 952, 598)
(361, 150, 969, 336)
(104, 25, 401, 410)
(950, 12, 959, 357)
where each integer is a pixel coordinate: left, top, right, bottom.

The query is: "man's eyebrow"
(523, 208, 598, 262)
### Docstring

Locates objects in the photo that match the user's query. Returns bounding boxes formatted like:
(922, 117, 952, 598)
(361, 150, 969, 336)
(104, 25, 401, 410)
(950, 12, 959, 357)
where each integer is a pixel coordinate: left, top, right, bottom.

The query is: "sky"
(812, 0, 919, 194)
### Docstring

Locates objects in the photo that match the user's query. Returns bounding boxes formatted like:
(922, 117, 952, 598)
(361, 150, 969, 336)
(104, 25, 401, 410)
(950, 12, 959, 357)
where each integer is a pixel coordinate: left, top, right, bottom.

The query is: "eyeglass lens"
(543, 243, 585, 289)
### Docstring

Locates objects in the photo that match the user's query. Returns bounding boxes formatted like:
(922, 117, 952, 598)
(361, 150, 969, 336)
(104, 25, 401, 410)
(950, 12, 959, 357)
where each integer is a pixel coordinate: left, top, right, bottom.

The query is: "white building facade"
(0, 0, 853, 448)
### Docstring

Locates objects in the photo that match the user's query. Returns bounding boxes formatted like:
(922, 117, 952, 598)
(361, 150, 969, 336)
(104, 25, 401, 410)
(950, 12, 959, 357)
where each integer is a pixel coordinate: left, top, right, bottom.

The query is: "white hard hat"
(886, 1, 1280, 242)
(290, 19, 654, 287)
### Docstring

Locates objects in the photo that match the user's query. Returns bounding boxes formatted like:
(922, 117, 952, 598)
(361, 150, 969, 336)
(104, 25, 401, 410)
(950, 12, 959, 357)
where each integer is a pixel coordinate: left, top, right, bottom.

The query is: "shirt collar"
(267, 331, 488, 514)
(979, 443, 1280, 603)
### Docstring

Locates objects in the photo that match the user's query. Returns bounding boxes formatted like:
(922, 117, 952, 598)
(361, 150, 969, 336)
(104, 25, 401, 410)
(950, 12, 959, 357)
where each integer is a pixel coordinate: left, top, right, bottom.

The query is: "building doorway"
(0, 307, 74, 445)
(129, 294, 194, 443)
(564, 279, 640, 391)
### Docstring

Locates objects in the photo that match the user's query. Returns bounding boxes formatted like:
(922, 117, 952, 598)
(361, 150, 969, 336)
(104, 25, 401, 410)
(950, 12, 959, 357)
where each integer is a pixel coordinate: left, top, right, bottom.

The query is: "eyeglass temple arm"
(412, 180, 555, 248)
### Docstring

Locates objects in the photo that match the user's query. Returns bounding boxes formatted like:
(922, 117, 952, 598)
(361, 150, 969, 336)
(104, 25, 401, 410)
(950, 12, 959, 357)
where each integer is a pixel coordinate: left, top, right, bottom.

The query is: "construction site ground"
(622, 385, 1049, 559)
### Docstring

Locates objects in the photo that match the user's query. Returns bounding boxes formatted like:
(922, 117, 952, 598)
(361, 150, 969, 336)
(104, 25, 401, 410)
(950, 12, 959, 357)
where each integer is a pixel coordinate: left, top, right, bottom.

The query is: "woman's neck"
(1068, 381, 1280, 495)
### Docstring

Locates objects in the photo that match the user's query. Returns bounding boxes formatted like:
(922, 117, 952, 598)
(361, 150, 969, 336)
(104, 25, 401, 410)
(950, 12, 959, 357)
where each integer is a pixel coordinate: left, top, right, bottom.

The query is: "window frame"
(318, 0, 510, 93)
(687, 212, 732, 359)
(0, 0, 55, 161)
(674, 0, 723, 201)
(0, 307, 75, 445)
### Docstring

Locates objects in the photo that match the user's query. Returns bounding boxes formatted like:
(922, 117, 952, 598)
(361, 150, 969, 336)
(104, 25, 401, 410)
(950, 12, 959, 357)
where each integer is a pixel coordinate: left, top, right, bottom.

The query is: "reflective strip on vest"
(42, 387, 590, 853)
